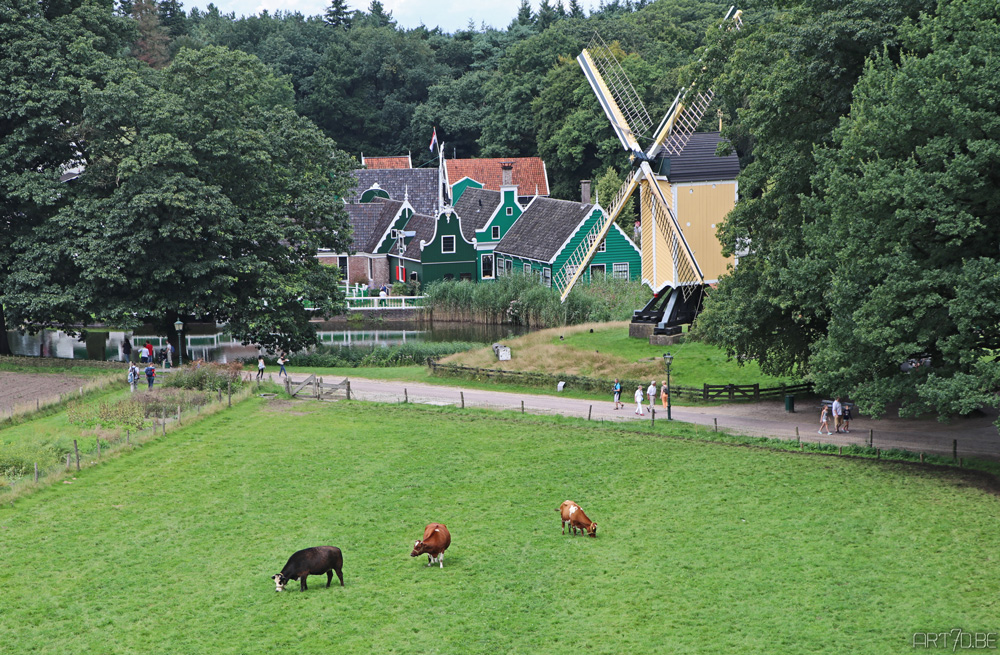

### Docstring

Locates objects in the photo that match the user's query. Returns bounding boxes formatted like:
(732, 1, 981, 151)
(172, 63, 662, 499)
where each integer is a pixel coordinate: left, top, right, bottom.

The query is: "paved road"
(280, 374, 1000, 460)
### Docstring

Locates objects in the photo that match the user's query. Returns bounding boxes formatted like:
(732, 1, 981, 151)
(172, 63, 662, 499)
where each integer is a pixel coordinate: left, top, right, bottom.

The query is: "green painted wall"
(374, 208, 414, 255)
(360, 188, 390, 203)
(421, 211, 477, 283)
(552, 210, 642, 283)
(451, 178, 483, 204)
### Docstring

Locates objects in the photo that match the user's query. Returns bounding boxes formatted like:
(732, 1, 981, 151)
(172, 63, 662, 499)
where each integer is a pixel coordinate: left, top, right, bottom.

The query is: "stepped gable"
(351, 199, 405, 254)
(345, 168, 439, 215)
(446, 157, 548, 196)
(495, 197, 592, 263)
(388, 212, 436, 261)
(453, 188, 502, 241)
(658, 132, 740, 183)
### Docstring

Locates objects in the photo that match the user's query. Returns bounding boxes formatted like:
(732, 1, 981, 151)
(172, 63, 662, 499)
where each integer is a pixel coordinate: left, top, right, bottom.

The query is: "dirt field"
(0, 372, 100, 415)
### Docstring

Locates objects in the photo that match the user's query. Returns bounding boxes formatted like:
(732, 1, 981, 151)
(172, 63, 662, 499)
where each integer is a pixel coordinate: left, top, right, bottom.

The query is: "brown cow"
(410, 523, 451, 568)
(558, 500, 597, 537)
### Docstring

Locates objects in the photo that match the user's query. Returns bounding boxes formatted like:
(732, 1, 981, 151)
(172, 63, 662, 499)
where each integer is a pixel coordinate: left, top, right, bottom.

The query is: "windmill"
(554, 7, 744, 335)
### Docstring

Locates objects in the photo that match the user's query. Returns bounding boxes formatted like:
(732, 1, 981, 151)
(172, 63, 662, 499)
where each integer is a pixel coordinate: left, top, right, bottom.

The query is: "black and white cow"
(272, 546, 344, 592)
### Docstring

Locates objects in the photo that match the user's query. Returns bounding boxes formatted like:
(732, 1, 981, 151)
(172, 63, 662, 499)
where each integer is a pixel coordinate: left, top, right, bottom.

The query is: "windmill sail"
(577, 33, 651, 151)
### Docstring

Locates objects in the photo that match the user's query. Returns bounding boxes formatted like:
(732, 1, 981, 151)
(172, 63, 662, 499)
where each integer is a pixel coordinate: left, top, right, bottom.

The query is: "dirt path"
(283, 373, 1000, 460)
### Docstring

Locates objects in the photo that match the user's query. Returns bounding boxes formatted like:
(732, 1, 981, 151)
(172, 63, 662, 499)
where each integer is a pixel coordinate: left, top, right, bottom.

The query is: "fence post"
(66, 453, 71, 469)
(460, 392, 465, 409)
(177, 405, 181, 422)
(404, 388, 408, 404)
(346, 380, 351, 400)
(96, 437, 101, 458)
(920, 452, 924, 463)
(588, 405, 592, 421)
(74, 440, 80, 471)
(869, 428, 874, 448)
(728, 384, 735, 401)
(754, 383, 760, 402)
(127, 430, 130, 446)
(713, 418, 718, 432)
(36, 398, 39, 411)
(228, 381, 232, 407)
(651, 408, 655, 428)
(953, 439, 958, 461)
(34, 462, 39, 483)
(703, 384, 708, 402)
(796, 426, 799, 444)
(521, 400, 524, 414)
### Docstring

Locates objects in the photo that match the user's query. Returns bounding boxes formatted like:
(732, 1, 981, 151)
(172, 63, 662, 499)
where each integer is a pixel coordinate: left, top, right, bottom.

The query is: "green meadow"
(1, 398, 997, 654)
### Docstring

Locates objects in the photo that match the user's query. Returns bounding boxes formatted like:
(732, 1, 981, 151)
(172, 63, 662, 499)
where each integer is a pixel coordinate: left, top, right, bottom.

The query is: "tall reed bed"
(425, 274, 650, 328)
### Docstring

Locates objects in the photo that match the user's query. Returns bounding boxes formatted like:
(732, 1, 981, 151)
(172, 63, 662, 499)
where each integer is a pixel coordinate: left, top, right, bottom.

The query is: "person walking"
(842, 403, 852, 433)
(660, 380, 669, 409)
(257, 356, 266, 381)
(634, 385, 644, 416)
(647, 380, 657, 413)
(145, 341, 154, 364)
(122, 336, 133, 363)
(278, 353, 288, 378)
(166, 341, 174, 366)
(612, 379, 622, 410)
(127, 363, 139, 393)
(818, 404, 831, 435)
(832, 396, 844, 433)
(144, 364, 155, 389)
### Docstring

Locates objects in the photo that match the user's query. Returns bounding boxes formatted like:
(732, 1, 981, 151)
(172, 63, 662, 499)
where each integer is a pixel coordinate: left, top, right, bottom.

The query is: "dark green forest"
(2, 0, 998, 420)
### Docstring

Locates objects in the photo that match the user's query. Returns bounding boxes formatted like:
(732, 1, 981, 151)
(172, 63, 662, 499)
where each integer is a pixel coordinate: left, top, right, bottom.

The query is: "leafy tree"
(0, 0, 136, 355)
(157, 0, 187, 38)
(131, 0, 170, 68)
(5, 47, 356, 351)
(595, 166, 636, 235)
(324, 0, 352, 29)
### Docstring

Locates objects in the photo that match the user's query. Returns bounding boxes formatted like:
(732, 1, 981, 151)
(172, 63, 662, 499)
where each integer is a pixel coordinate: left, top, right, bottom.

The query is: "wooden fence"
(427, 361, 812, 401)
(285, 374, 351, 400)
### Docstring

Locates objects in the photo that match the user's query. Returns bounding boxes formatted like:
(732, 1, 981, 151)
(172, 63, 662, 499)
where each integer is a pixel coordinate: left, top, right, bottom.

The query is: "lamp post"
(662, 352, 673, 420)
(173, 320, 184, 367)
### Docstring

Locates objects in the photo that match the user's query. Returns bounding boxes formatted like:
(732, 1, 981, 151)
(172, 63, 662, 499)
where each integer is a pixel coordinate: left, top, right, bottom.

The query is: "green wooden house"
(386, 208, 478, 284)
(452, 184, 524, 281)
(493, 197, 641, 287)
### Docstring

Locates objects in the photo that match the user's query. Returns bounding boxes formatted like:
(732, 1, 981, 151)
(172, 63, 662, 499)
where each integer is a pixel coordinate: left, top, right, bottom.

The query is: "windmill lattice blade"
(585, 32, 653, 143)
(662, 90, 715, 157)
(643, 184, 703, 300)
(555, 169, 641, 301)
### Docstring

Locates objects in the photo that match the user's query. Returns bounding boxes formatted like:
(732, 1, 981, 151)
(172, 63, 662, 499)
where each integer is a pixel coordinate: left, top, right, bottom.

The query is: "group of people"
(818, 396, 852, 435)
(612, 379, 669, 416)
(126, 361, 157, 391)
(257, 353, 290, 381)
(122, 336, 173, 366)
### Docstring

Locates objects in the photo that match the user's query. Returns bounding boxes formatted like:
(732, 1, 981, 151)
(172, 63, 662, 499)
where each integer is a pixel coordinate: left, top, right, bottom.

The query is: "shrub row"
(269, 341, 483, 368)
(424, 273, 650, 328)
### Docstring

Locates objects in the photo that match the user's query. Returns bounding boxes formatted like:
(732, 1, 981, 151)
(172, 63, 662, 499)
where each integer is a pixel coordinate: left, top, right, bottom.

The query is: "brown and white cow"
(558, 500, 597, 537)
(410, 523, 451, 568)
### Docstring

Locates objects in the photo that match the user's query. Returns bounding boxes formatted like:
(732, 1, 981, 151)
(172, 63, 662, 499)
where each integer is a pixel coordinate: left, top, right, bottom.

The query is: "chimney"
(501, 162, 514, 187)
(580, 180, 592, 204)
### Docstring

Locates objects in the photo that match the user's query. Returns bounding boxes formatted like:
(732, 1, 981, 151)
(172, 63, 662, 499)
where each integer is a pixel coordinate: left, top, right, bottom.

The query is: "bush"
(164, 361, 244, 391)
(0, 441, 56, 481)
(278, 341, 482, 368)
(66, 398, 145, 430)
(134, 388, 213, 417)
(425, 273, 651, 328)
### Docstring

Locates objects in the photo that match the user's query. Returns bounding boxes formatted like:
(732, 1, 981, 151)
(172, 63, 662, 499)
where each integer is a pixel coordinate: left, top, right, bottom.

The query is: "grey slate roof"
(358, 199, 405, 254)
(343, 203, 384, 251)
(452, 188, 502, 241)
(494, 197, 593, 263)
(388, 212, 437, 261)
(660, 132, 740, 183)
(344, 168, 439, 216)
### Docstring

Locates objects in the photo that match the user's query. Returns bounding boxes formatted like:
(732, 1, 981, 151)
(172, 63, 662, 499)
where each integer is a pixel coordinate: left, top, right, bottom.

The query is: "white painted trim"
(549, 204, 600, 265)
(369, 199, 415, 254)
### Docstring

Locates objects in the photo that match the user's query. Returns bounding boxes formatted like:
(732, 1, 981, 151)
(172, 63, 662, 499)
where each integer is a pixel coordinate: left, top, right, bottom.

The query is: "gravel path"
(282, 374, 1000, 460)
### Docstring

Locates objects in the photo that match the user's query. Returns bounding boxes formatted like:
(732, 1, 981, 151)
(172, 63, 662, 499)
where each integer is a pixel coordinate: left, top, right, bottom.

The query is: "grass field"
(1, 398, 996, 653)
(440, 322, 800, 388)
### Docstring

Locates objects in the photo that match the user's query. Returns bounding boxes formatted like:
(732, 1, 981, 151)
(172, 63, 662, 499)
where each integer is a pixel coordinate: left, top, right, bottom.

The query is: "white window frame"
(523, 262, 531, 274)
(441, 235, 456, 254)
(598, 239, 606, 253)
(543, 267, 552, 288)
(506, 207, 514, 216)
(590, 264, 606, 278)
(613, 263, 629, 279)
(390, 229, 399, 239)
(492, 225, 500, 240)
(481, 253, 495, 280)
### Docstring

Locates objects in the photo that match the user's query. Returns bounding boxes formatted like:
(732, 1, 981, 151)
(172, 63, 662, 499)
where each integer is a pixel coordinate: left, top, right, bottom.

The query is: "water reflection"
(6, 321, 529, 363)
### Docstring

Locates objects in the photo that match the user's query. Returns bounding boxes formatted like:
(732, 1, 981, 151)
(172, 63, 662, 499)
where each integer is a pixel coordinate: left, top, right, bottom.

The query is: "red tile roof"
(362, 155, 411, 169)
(446, 157, 549, 196)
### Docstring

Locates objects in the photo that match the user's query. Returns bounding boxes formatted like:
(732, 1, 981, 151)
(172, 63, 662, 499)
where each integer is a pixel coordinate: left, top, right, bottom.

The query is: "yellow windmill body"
(554, 7, 743, 336)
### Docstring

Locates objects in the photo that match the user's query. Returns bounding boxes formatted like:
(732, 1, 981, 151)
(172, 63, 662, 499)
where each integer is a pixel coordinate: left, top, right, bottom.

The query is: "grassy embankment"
(286, 323, 801, 404)
(0, 398, 996, 654)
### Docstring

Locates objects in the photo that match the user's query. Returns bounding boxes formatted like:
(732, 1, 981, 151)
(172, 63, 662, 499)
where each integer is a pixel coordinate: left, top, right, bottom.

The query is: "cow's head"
(410, 540, 428, 557)
(271, 573, 290, 591)
(586, 522, 597, 538)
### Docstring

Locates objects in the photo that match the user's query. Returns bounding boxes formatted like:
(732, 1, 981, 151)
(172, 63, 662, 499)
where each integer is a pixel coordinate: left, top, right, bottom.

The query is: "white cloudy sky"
(188, 0, 576, 33)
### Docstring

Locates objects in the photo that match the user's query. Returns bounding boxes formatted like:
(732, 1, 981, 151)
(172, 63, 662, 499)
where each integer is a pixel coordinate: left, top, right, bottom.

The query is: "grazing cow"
(558, 500, 597, 537)
(272, 546, 344, 592)
(410, 523, 451, 568)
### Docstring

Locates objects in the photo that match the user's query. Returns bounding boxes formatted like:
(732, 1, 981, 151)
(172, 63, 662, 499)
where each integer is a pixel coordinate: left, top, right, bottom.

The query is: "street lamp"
(174, 320, 184, 367)
(662, 352, 673, 420)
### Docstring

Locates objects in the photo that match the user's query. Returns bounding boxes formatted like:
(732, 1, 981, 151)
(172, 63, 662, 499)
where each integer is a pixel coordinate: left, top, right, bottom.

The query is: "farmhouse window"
(523, 263, 531, 274)
(613, 263, 629, 279)
(442, 235, 456, 253)
(482, 253, 495, 280)
(492, 226, 500, 240)
(543, 268, 552, 287)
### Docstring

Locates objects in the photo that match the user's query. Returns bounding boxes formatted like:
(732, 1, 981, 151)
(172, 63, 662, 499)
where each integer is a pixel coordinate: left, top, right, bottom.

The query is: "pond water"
(5, 321, 530, 363)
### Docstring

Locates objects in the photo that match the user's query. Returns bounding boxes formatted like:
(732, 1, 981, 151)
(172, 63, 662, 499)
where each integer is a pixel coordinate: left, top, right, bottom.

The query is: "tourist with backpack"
(127, 363, 139, 393)
(144, 364, 156, 389)
(612, 379, 622, 410)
